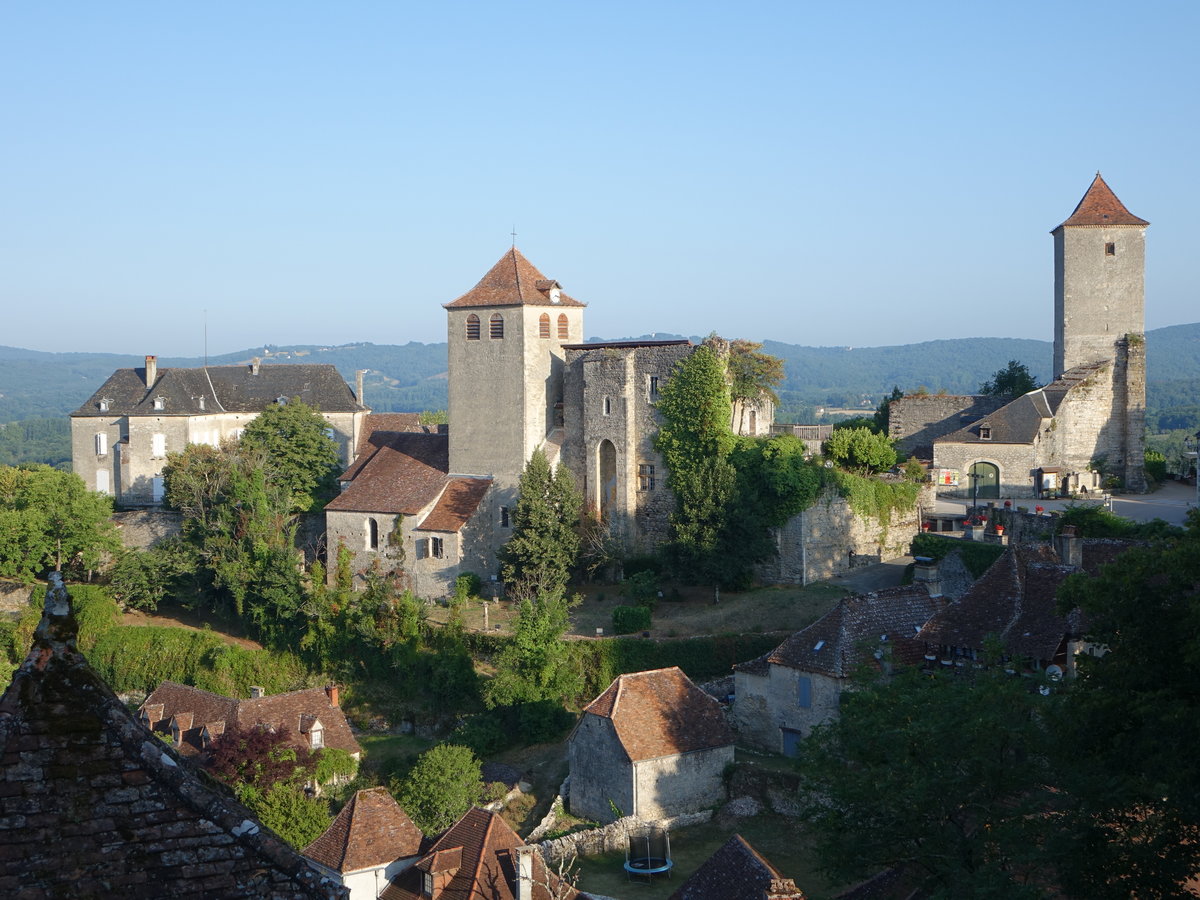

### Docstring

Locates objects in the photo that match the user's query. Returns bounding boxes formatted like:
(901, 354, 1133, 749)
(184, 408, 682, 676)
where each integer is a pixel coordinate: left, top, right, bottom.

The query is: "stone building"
(0, 574, 347, 898)
(733, 583, 944, 754)
(890, 174, 1148, 498)
(568, 667, 735, 824)
(71, 356, 368, 506)
(304, 788, 424, 900)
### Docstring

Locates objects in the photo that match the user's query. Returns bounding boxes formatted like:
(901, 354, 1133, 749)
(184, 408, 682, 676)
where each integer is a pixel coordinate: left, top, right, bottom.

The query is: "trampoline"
(623, 826, 673, 883)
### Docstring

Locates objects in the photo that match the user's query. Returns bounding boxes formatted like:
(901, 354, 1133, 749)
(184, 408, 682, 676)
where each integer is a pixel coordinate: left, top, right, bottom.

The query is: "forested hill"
(2, 323, 1198, 423)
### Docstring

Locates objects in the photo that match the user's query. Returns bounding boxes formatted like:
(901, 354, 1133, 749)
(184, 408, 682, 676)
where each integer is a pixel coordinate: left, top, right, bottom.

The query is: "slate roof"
(72, 362, 364, 417)
(380, 807, 577, 900)
(736, 585, 943, 679)
(1055, 172, 1148, 229)
(304, 787, 424, 875)
(668, 834, 805, 900)
(140, 682, 361, 758)
(0, 575, 347, 899)
(577, 667, 735, 763)
(444, 247, 585, 309)
(935, 362, 1108, 446)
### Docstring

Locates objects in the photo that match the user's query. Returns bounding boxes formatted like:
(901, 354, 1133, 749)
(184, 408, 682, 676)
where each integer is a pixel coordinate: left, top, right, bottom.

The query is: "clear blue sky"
(3, 2, 1196, 356)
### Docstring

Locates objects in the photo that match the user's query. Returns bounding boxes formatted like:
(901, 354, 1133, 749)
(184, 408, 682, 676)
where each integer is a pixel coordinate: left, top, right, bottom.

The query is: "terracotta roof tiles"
(418, 477, 492, 532)
(304, 787, 423, 875)
(326, 432, 450, 516)
(444, 248, 585, 309)
(1055, 173, 1148, 229)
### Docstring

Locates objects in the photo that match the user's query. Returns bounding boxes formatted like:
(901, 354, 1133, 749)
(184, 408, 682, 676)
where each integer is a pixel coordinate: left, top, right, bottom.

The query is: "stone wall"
(631, 744, 734, 820)
(566, 713, 634, 824)
(537, 810, 713, 866)
(111, 509, 183, 550)
(733, 667, 843, 752)
(889, 395, 1006, 458)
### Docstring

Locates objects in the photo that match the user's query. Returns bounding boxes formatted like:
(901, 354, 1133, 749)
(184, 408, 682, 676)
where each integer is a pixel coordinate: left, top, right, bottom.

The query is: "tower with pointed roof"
(443, 247, 586, 496)
(1052, 173, 1147, 491)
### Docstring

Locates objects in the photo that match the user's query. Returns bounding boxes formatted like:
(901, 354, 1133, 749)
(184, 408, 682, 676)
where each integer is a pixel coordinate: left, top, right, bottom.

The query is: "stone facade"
(888, 395, 1007, 458)
(733, 665, 843, 752)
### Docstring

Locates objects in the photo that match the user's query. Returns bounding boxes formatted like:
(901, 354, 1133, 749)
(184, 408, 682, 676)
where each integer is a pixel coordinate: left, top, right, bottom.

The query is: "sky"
(2, 2, 1197, 356)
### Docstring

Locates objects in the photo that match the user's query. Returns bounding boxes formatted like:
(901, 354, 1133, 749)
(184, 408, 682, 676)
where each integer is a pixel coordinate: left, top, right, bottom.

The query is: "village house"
(139, 680, 361, 762)
(568, 666, 735, 824)
(0, 575, 347, 898)
(379, 806, 577, 900)
(71, 356, 368, 506)
(669, 834, 807, 900)
(304, 787, 425, 900)
(890, 174, 1148, 498)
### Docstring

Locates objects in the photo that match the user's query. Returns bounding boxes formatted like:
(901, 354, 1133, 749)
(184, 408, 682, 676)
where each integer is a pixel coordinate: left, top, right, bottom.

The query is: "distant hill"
(3, 324, 1198, 424)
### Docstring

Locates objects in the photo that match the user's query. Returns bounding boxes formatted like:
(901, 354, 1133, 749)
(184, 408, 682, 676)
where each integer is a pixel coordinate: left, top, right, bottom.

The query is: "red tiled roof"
(669, 834, 803, 900)
(351, 414, 429, 461)
(418, 478, 492, 532)
(326, 432, 449, 515)
(1055, 173, 1148, 229)
(304, 787, 423, 874)
(381, 807, 576, 900)
(579, 667, 734, 762)
(444, 248, 585, 309)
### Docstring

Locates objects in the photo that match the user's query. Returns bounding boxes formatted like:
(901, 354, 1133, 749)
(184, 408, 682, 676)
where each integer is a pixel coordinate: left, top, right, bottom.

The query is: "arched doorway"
(598, 440, 617, 520)
(969, 461, 1000, 500)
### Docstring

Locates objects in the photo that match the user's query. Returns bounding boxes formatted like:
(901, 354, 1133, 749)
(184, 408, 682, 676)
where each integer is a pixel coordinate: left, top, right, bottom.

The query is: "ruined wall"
(888, 395, 1007, 458)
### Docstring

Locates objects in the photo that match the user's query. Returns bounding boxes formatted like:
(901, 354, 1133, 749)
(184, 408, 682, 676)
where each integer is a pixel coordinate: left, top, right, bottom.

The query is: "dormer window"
(979, 425, 992, 440)
(153, 397, 165, 411)
(310, 725, 324, 750)
(277, 395, 288, 406)
(197, 396, 205, 410)
(550, 287, 562, 304)
(98, 398, 111, 411)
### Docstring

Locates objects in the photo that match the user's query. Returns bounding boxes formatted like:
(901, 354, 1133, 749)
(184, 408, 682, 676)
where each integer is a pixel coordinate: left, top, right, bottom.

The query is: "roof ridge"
(468, 809, 495, 900)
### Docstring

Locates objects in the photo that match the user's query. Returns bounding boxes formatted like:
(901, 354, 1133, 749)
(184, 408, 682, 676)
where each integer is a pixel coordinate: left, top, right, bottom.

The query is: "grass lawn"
(356, 733, 436, 785)
(572, 812, 845, 900)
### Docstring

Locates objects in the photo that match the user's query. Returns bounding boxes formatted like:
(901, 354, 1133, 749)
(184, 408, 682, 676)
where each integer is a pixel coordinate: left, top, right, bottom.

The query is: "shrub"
(396, 743, 482, 834)
(622, 570, 660, 610)
(612, 605, 651, 635)
(452, 572, 483, 606)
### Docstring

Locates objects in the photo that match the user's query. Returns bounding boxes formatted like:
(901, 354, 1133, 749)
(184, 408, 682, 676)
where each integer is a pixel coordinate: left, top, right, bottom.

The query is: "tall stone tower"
(1052, 173, 1148, 491)
(444, 248, 586, 496)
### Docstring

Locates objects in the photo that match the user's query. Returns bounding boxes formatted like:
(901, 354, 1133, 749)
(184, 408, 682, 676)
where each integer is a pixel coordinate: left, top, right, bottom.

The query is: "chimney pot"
(325, 683, 340, 707)
(250, 358, 261, 376)
(249, 686, 265, 699)
(144, 355, 158, 387)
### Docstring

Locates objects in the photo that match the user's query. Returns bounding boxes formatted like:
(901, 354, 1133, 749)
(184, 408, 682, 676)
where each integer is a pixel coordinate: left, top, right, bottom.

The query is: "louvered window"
(466, 314, 480, 340)
(490, 314, 504, 340)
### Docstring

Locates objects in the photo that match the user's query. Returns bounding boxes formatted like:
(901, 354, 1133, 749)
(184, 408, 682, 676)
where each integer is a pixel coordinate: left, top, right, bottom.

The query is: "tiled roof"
(0, 575, 347, 898)
(304, 788, 423, 874)
(444, 248, 585, 309)
(740, 585, 943, 680)
(669, 834, 804, 900)
(380, 807, 577, 900)
(579, 667, 734, 762)
(1055, 173, 1148, 229)
(562, 339, 693, 351)
(935, 362, 1108, 446)
(351, 414, 430, 460)
(140, 682, 361, 758)
(417, 478, 492, 532)
(326, 432, 450, 515)
(72, 362, 364, 417)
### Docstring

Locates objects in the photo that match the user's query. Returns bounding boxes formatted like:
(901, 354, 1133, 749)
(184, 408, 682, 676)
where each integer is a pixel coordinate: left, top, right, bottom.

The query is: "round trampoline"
(624, 826, 673, 883)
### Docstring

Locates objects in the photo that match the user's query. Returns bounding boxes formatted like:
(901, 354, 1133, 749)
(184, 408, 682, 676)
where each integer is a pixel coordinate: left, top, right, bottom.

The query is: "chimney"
(911, 556, 942, 599)
(249, 358, 261, 376)
(249, 686, 265, 699)
(515, 846, 535, 900)
(765, 878, 807, 900)
(144, 355, 158, 387)
(355, 369, 366, 406)
(325, 683, 340, 707)
(1057, 525, 1083, 568)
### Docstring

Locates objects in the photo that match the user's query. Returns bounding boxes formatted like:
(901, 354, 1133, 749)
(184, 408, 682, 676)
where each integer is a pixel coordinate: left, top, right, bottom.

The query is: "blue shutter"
(798, 676, 812, 708)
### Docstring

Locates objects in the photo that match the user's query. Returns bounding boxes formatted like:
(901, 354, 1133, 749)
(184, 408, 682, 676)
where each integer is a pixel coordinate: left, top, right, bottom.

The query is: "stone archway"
(598, 440, 617, 520)
(969, 461, 1000, 499)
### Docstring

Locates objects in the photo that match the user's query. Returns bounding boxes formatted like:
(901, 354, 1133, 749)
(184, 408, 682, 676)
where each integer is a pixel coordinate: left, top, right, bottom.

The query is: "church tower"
(443, 248, 586, 495)
(1052, 173, 1148, 491)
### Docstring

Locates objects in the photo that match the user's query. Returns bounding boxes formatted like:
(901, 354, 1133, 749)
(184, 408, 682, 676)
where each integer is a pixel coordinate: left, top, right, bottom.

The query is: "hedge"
(611, 605, 652, 635)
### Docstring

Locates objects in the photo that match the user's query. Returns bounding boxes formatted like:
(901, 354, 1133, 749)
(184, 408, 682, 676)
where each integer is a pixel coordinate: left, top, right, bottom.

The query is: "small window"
(153, 397, 165, 411)
(98, 398, 110, 411)
(197, 395, 205, 410)
(490, 313, 504, 340)
(979, 426, 992, 440)
(431, 537, 444, 559)
(500, 506, 510, 528)
(557, 313, 569, 340)
(416, 539, 428, 561)
(466, 314, 481, 341)
(1105, 242, 1116, 256)
(649, 375, 660, 399)
(323, 426, 335, 441)
(539, 313, 551, 339)
(310, 727, 324, 750)
(638, 464, 656, 491)
(603, 397, 612, 416)
(798, 676, 812, 709)
(276, 395, 288, 406)
(95, 433, 107, 456)
(367, 518, 379, 551)
(151, 433, 166, 458)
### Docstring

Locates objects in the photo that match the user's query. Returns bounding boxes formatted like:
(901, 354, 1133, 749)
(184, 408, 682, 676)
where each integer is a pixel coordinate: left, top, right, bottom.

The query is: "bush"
(396, 743, 482, 834)
(623, 555, 662, 577)
(452, 572, 483, 606)
(612, 605, 652, 635)
(623, 570, 660, 609)
(313, 747, 358, 785)
(909, 533, 1005, 579)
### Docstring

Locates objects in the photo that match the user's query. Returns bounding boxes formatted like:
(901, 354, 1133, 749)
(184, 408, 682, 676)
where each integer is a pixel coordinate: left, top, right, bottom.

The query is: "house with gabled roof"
(379, 806, 577, 900)
(568, 667, 735, 824)
(0, 575, 348, 898)
(669, 834, 807, 900)
(139, 680, 361, 761)
(71, 356, 368, 506)
(733, 583, 945, 755)
(304, 788, 425, 900)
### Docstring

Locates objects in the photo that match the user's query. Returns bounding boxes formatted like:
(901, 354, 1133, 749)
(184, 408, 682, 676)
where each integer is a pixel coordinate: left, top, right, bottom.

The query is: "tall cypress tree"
(498, 449, 582, 601)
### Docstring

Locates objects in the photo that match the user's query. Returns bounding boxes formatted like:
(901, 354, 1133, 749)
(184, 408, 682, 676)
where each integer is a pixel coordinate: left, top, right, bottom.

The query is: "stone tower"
(443, 247, 586, 496)
(1052, 173, 1148, 491)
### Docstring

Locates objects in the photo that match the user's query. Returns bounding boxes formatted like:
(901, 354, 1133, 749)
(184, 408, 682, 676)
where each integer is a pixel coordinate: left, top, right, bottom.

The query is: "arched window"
(465, 314, 480, 341)
(490, 313, 504, 339)
(539, 313, 551, 339)
(557, 313, 569, 340)
(367, 518, 379, 551)
(598, 440, 617, 520)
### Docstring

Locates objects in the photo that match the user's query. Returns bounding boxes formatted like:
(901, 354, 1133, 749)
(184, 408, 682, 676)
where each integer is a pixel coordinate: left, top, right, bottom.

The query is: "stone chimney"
(249, 686, 265, 699)
(911, 556, 942, 598)
(324, 683, 340, 707)
(515, 846, 535, 900)
(355, 369, 366, 406)
(1056, 525, 1083, 568)
(765, 878, 806, 900)
(249, 358, 261, 376)
(144, 355, 158, 387)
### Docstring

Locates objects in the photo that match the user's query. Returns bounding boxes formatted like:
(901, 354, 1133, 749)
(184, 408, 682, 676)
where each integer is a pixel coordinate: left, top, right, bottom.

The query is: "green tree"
(980, 360, 1039, 398)
(873, 385, 904, 433)
(239, 399, 341, 513)
(499, 449, 582, 600)
(823, 426, 897, 474)
(484, 592, 580, 707)
(727, 339, 784, 430)
(395, 743, 482, 834)
(251, 783, 332, 850)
